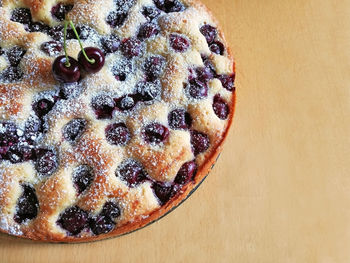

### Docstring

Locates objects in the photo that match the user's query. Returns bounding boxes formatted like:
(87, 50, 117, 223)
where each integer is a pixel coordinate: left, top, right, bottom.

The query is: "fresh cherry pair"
(52, 21, 105, 83)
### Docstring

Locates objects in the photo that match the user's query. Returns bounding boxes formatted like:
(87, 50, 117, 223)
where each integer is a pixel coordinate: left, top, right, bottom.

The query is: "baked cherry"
(142, 6, 161, 21)
(0, 122, 19, 146)
(1, 67, 23, 82)
(52, 55, 81, 83)
(121, 38, 143, 58)
(78, 47, 105, 73)
(24, 116, 43, 143)
(115, 95, 136, 111)
(154, 0, 185, 13)
(169, 33, 190, 52)
(137, 23, 160, 40)
(57, 206, 88, 236)
(14, 185, 39, 224)
(101, 201, 121, 219)
(196, 66, 214, 83)
(105, 123, 131, 146)
(29, 21, 51, 33)
(63, 118, 87, 143)
(89, 215, 115, 235)
(200, 24, 217, 44)
(210, 41, 225, 55)
(143, 123, 169, 144)
(213, 94, 230, 120)
(136, 81, 161, 102)
(144, 56, 166, 82)
(106, 11, 128, 28)
(73, 165, 94, 194)
(186, 79, 208, 99)
(112, 59, 132, 81)
(7, 145, 35, 163)
(33, 98, 55, 117)
(174, 161, 197, 184)
(91, 94, 115, 119)
(7, 46, 26, 67)
(219, 74, 235, 92)
(11, 8, 32, 25)
(101, 35, 120, 54)
(35, 149, 58, 176)
(152, 182, 175, 205)
(190, 131, 210, 156)
(51, 3, 74, 21)
(168, 109, 192, 130)
(116, 160, 147, 187)
(41, 41, 63, 56)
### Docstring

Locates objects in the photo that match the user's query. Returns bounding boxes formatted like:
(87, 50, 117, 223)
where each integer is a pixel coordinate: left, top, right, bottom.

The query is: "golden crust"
(0, 0, 236, 242)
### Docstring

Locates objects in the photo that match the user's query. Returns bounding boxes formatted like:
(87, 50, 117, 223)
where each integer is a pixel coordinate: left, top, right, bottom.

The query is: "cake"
(0, 0, 236, 242)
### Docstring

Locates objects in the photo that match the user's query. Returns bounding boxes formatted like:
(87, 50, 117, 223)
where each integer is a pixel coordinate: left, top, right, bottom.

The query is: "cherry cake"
(0, 0, 236, 242)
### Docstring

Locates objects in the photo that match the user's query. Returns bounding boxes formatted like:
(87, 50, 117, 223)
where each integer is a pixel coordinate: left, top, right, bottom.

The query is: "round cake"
(0, 0, 236, 242)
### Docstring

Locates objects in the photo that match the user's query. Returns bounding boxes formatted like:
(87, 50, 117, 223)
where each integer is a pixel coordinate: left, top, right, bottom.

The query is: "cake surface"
(0, 0, 236, 242)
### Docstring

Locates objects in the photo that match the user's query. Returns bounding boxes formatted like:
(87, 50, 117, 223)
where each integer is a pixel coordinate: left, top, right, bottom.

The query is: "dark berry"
(63, 119, 87, 143)
(136, 81, 161, 102)
(186, 79, 208, 99)
(101, 35, 120, 54)
(196, 66, 214, 83)
(91, 94, 115, 119)
(72, 165, 94, 194)
(24, 117, 43, 143)
(154, 0, 185, 13)
(7, 145, 35, 163)
(121, 38, 143, 58)
(190, 131, 210, 156)
(143, 56, 166, 82)
(7, 46, 26, 67)
(115, 95, 136, 111)
(210, 41, 225, 55)
(35, 149, 58, 176)
(116, 160, 147, 187)
(40, 41, 62, 56)
(137, 23, 160, 40)
(0, 122, 19, 146)
(78, 47, 105, 73)
(28, 21, 51, 33)
(152, 182, 175, 205)
(106, 11, 128, 28)
(112, 59, 132, 81)
(33, 98, 55, 117)
(115, 0, 135, 11)
(168, 109, 192, 130)
(14, 185, 39, 224)
(0, 67, 23, 82)
(0, 47, 3, 56)
(101, 201, 121, 219)
(200, 24, 217, 44)
(174, 161, 197, 184)
(105, 123, 131, 146)
(49, 25, 79, 41)
(78, 25, 96, 40)
(213, 94, 229, 120)
(52, 56, 81, 83)
(57, 206, 88, 236)
(218, 74, 235, 92)
(11, 8, 32, 25)
(142, 6, 161, 21)
(89, 215, 115, 235)
(143, 123, 169, 144)
(169, 33, 190, 52)
(51, 3, 73, 21)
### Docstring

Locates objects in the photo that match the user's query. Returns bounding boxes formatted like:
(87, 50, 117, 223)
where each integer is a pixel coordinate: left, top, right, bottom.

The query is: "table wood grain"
(1, 0, 350, 262)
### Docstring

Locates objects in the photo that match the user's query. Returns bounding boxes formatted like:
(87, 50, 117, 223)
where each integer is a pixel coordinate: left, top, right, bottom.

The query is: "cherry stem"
(63, 21, 71, 67)
(63, 20, 96, 65)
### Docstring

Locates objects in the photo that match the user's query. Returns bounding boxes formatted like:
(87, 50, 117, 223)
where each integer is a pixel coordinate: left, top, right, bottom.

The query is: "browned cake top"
(0, 0, 235, 241)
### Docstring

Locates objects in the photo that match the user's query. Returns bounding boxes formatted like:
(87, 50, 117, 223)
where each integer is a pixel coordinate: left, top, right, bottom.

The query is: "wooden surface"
(1, 0, 350, 262)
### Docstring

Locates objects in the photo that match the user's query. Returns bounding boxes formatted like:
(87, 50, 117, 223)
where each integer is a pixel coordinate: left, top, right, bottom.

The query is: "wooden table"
(1, 0, 350, 262)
